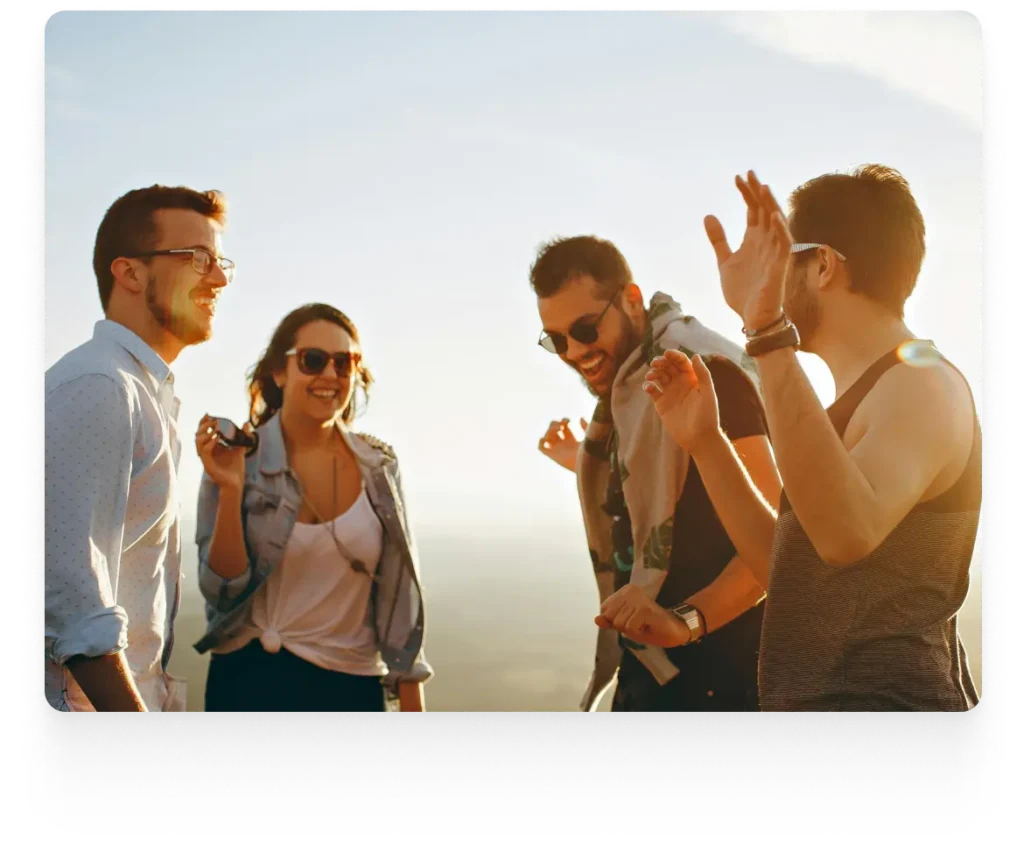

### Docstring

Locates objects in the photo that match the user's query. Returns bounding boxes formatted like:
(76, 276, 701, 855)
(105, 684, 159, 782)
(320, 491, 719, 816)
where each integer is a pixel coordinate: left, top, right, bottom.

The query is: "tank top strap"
(826, 345, 905, 437)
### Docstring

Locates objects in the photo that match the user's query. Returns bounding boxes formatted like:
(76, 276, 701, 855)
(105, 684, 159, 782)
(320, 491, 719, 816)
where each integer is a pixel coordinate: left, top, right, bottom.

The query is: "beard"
(783, 264, 822, 348)
(146, 276, 210, 346)
(576, 311, 643, 399)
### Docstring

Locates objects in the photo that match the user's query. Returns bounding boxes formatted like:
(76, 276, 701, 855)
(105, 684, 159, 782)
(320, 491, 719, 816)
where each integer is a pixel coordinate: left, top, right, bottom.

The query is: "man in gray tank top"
(637, 165, 980, 711)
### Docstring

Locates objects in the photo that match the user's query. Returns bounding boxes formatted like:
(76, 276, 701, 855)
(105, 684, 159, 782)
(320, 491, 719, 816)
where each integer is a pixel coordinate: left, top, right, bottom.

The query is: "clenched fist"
(595, 583, 690, 649)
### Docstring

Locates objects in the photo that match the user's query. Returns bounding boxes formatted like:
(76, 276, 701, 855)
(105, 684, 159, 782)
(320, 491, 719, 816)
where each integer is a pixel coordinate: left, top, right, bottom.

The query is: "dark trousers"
(612, 648, 760, 712)
(205, 639, 386, 712)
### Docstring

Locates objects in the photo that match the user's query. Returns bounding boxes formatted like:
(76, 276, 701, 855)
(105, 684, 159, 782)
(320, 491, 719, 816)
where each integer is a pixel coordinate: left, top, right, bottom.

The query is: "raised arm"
(194, 415, 251, 610)
(644, 350, 779, 586)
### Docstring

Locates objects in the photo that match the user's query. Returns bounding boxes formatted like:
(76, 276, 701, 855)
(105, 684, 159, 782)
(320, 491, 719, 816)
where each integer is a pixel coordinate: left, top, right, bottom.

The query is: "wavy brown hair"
(247, 303, 374, 428)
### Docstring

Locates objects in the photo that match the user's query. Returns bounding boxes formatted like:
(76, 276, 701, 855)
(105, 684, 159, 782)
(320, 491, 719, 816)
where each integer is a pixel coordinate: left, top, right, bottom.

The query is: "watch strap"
(745, 322, 800, 357)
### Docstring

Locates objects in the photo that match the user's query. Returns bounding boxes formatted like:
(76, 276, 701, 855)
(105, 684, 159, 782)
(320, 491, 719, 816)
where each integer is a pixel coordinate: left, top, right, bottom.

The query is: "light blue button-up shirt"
(45, 320, 185, 711)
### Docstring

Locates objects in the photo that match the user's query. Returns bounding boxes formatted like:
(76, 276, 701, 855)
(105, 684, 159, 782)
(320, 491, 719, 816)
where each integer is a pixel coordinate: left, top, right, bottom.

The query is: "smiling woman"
(190, 302, 433, 712)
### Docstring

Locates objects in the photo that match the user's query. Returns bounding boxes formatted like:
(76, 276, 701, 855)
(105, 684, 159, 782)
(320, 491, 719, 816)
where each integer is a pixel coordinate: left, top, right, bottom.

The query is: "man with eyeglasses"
(45, 185, 234, 711)
(643, 166, 979, 710)
(532, 236, 781, 712)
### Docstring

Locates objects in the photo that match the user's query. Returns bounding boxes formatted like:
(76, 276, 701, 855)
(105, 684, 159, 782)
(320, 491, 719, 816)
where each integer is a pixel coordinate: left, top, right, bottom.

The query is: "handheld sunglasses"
(285, 347, 360, 377)
(211, 417, 259, 454)
(538, 286, 625, 355)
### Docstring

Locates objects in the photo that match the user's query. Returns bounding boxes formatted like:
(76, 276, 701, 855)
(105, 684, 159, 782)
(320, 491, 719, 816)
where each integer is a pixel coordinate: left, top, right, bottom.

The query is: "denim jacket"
(192, 414, 432, 691)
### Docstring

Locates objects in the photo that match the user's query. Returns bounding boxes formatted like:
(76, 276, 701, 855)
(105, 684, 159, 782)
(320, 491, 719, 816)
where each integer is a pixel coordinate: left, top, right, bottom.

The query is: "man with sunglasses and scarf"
(533, 235, 781, 711)
(45, 185, 234, 711)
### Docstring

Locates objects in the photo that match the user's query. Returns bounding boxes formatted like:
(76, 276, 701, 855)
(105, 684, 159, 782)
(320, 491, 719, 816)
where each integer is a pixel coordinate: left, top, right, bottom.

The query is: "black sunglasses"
(211, 417, 259, 454)
(538, 287, 625, 354)
(285, 347, 360, 377)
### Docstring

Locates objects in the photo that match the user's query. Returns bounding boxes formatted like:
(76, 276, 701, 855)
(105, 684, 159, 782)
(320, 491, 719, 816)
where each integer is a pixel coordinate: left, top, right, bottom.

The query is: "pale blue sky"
(45, 11, 982, 544)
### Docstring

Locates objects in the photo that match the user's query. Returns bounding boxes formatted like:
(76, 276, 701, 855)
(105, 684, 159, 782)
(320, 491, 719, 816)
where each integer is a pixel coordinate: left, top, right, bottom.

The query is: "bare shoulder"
(852, 349, 976, 451)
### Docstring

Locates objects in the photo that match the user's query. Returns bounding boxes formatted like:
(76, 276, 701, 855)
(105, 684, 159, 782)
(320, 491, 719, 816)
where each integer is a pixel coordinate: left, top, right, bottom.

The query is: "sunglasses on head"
(285, 347, 360, 377)
(538, 286, 625, 355)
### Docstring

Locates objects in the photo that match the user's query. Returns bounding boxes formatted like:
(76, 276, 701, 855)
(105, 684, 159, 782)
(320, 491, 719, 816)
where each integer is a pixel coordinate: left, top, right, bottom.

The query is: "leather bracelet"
(742, 311, 787, 339)
(745, 322, 800, 357)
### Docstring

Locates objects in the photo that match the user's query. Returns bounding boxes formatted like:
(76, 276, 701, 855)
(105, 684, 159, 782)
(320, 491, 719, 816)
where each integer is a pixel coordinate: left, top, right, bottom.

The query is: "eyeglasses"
(285, 347, 360, 377)
(127, 247, 236, 282)
(538, 287, 625, 354)
(791, 243, 846, 262)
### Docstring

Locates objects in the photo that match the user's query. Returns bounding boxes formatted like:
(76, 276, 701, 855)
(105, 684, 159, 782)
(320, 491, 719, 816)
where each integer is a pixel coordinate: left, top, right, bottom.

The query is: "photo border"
(18, 0, 1007, 831)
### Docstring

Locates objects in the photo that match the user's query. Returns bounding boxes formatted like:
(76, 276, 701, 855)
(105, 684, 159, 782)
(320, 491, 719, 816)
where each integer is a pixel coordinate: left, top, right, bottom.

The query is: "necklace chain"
(293, 452, 369, 576)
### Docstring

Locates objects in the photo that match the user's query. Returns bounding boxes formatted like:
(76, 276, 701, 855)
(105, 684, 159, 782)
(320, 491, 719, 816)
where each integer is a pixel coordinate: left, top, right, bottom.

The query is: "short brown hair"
(789, 164, 925, 316)
(529, 235, 633, 299)
(92, 185, 228, 311)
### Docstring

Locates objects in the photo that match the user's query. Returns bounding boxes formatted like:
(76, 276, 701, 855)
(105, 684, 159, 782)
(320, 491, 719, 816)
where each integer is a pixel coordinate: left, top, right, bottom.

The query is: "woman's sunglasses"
(285, 347, 360, 377)
(538, 287, 624, 355)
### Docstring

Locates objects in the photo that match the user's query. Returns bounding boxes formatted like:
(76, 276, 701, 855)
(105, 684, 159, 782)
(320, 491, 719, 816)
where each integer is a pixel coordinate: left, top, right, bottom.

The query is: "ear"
(624, 283, 644, 308)
(110, 257, 145, 296)
(816, 248, 841, 292)
(272, 369, 287, 389)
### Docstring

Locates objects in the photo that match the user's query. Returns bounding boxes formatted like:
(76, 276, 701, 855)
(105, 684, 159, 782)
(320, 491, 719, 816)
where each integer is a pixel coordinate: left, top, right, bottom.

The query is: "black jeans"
(612, 648, 760, 712)
(205, 639, 386, 712)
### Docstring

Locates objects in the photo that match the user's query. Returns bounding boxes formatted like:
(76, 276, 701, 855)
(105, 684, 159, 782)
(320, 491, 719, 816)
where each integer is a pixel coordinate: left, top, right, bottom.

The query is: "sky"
(45, 11, 982, 549)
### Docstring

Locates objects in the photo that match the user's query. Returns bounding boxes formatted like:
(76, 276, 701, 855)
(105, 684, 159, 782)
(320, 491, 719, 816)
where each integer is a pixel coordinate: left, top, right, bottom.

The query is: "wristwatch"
(669, 603, 706, 644)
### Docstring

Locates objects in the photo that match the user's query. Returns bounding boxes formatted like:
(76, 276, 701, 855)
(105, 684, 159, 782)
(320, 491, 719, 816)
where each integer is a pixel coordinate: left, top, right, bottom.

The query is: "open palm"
(643, 350, 720, 453)
(705, 170, 795, 332)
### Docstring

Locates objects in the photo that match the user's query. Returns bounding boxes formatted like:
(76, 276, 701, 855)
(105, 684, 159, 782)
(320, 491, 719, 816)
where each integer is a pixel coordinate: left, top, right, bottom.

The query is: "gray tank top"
(759, 345, 981, 711)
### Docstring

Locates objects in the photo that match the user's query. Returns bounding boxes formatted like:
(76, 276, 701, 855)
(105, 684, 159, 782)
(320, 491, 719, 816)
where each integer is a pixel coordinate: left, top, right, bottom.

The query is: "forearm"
(691, 430, 777, 586)
(398, 681, 425, 712)
(756, 349, 879, 562)
(206, 485, 250, 579)
(686, 554, 766, 634)
(66, 652, 147, 712)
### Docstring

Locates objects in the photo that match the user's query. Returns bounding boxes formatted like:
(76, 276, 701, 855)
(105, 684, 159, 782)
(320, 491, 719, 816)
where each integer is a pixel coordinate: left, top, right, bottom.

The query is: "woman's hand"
(195, 414, 247, 492)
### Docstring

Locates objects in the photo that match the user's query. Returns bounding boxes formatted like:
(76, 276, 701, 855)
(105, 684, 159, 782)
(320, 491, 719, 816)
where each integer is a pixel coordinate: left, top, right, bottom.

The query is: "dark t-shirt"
(610, 357, 768, 711)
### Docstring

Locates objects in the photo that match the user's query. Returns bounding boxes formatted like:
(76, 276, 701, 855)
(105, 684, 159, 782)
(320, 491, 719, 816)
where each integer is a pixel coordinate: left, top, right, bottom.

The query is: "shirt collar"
(94, 319, 174, 386)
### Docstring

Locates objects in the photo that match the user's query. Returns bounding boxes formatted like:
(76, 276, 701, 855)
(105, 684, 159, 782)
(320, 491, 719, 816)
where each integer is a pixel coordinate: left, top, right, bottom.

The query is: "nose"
(206, 262, 229, 288)
(318, 360, 339, 381)
(564, 337, 591, 364)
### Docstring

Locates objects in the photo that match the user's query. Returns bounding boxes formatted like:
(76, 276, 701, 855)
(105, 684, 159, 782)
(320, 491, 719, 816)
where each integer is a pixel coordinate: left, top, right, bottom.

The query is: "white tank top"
(216, 484, 386, 676)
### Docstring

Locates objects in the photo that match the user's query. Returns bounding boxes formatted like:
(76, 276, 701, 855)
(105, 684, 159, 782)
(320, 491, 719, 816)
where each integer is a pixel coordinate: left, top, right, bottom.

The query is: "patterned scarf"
(577, 292, 760, 711)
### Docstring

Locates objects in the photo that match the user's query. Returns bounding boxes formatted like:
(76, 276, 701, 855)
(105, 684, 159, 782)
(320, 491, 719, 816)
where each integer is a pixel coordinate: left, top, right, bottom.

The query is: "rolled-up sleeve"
(45, 375, 133, 664)
(388, 460, 433, 685)
(195, 472, 252, 611)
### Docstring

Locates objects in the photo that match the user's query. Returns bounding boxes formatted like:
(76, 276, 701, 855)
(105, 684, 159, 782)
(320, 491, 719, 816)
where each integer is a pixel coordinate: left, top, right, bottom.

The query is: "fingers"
(653, 348, 695, 376)
(736, 174, 759, 227)
(612, 603, 637, 632)
(539, 418, 582, 452)
(759, 180, 785, 219)
(195, 432, 220, 466)
(649, 350, 699, 391)
(641, 379, 663, 399)
(704, 215, 732, 265)
(691, 354, 716, 392)
(770, 209, 794, 249)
